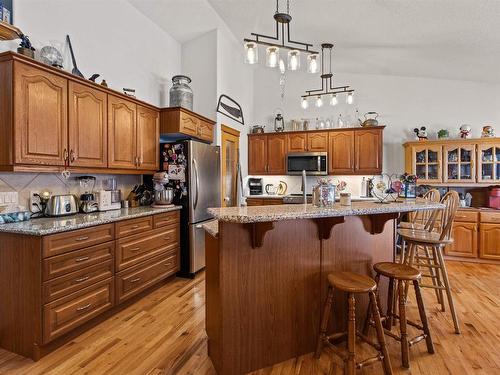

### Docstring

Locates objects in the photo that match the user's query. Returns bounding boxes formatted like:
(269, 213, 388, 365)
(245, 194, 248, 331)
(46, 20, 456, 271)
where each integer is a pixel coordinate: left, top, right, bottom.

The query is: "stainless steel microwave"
(286, 152, 328, 175)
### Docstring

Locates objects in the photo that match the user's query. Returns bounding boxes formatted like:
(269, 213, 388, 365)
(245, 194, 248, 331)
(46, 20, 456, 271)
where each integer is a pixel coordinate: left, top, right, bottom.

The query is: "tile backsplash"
(0, 172, 141, 211)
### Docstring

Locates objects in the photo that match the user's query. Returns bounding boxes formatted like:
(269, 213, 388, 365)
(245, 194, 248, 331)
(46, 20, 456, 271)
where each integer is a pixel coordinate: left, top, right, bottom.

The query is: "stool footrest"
(357, 354, 384, 370)
(420, 283, 445, 289)
(326, 332, 347, 342)
(409, 334, 428, 347)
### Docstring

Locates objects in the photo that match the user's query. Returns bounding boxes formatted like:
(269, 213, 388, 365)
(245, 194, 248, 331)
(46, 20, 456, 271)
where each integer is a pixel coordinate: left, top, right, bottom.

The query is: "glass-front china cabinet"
(411, 145, 442, 183)
(443, 144, 475, 183)
(477, 144, 500, 182)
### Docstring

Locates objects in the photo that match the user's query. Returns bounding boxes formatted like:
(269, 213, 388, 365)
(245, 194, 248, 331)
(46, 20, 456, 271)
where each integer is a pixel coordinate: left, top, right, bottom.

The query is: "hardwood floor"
(0, 261, 498, 374)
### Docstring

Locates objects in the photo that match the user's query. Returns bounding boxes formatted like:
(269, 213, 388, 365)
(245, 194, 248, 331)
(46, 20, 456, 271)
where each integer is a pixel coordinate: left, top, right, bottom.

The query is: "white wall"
(3, 0, 181, 106)
(252, 67, 500, 175)
(181, 30, 218, 120)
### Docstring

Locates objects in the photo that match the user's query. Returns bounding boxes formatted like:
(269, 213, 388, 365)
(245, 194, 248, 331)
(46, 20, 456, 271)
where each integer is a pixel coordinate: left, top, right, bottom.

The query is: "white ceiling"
(131, 0, 500, 83)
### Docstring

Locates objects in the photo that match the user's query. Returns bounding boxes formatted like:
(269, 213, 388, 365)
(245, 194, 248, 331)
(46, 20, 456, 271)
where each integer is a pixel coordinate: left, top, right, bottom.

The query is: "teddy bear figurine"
(459, 124, 472, 139)
(413, 126, 428, 140)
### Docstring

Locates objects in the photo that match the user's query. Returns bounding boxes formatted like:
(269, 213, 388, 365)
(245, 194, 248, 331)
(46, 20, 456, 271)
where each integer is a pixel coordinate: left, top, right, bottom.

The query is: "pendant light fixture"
(243, 0, 318, 73)
(301, 43, 354, 106)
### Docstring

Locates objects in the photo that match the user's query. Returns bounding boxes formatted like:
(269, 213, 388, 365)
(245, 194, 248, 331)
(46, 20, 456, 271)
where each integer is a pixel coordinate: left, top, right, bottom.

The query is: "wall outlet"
(30, 191, 42, 213)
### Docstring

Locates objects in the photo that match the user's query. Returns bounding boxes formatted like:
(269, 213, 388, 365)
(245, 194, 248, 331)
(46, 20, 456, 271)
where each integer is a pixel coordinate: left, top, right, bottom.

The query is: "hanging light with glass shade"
(301, 43, 354, 107)
(243, 0, 317, 72)
(301, 97, 309, 109)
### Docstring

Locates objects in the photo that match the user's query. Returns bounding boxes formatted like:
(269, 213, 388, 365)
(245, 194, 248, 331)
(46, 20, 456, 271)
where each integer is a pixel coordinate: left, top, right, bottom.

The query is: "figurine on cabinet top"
(459, 124, 472, 139)
(437, 129, 449, 139)
(481, 125, 495, 138)
(414, 126, 428, 140)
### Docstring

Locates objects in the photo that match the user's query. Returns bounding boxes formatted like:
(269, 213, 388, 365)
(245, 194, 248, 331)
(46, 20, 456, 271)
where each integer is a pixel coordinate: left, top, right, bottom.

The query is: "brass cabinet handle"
(63, 148, 69, 161)
(130, 225, 140, 229)
(130, 277, 141, 283)
(138, 156, 142, 166)
(75, 276, 89, 282)
(70, 149, 77, 163)
(164, 262, 172, 267)
(75, 236, 89, 241)
(164, 236, 171, 241)
(76, 303, 92, 312)
(130, 247, 141, 252)
(75, 256, 90, 262)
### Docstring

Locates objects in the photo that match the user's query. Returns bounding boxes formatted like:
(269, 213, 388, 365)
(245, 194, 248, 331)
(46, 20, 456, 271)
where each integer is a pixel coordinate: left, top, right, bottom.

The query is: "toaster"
(45, 194, 78, 217)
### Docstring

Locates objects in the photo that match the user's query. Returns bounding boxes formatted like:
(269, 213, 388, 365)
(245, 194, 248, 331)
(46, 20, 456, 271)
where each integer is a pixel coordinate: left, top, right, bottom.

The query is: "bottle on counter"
(337, 114, 344, 128)
(361, 177, 366, 197)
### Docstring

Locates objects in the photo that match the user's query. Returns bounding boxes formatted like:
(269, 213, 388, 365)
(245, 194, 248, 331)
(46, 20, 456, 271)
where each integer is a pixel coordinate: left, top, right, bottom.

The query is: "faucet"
(301, 170, 307, 204)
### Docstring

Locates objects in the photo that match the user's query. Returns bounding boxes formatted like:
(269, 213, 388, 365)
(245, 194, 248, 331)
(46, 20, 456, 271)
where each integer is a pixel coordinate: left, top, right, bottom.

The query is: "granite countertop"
(202, 220, 219, 238)
(0, 206, 181, 236)
(208, 200, 443, 224)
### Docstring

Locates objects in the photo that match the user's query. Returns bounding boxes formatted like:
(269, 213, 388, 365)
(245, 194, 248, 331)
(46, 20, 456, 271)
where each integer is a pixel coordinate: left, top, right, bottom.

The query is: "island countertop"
(208, 199, 443, 224)
(0, 205, 181, 236)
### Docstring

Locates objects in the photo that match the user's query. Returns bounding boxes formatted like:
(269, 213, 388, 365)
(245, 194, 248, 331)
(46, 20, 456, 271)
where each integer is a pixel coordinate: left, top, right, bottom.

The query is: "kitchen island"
(204, 200, 443, 375)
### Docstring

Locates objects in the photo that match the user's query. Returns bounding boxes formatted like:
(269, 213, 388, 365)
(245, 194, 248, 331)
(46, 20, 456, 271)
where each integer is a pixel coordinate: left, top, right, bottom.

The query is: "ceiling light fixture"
(301, 43, 354, 106)
(243, 0, 318, 72)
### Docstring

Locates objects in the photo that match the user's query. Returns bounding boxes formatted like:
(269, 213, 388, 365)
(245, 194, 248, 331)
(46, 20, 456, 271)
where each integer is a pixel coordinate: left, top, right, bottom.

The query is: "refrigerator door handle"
(192, 158, 200, 210)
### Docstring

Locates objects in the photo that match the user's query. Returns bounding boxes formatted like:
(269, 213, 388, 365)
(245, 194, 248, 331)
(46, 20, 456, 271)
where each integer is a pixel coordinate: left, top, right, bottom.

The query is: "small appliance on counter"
(248, 178, 263, 195)
(77, 175, 98, 213)
(489, 187, 500, 209)
(96, 190, 121, 211)
(152, 172, 175, 207)
(45, 194, 78, 217)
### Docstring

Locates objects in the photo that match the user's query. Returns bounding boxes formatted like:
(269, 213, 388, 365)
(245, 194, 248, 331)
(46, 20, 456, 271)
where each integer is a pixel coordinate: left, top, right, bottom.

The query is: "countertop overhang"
(0, 206, 181, 236)
(208, 200, 443, 224)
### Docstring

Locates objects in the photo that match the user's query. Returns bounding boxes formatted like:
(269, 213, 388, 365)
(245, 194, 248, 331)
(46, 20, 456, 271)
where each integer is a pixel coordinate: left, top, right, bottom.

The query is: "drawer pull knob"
(164, 262, 172, 267)
(130, 277, 141, 283)
(75, 276, 90, 282)
(164, 236, 171, 241)
(131, 225, 140, 229)
(130, 247, 141, 252)
(75, 256, 90, 262)
(76, 236, 89, 241)
(76, 303, 92, 312)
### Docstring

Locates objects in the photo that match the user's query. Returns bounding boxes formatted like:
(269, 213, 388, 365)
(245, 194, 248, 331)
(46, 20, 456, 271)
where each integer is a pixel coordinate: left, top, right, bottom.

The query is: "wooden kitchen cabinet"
(444, 222, 478, 258)
(479, 223, 500, 260)
(287, 133, 307, 152)
(328, 131, 354, 174)
(136, 105, 159, 170)
(108, 95, 137, 169)
(267, 134, 287, 174)
(68, 81, 107, 168)
(443, 144, 475, 183)
(355, 128, 383, 174)
(160, 107, 215, 143)
(248, 135, 268, 174)
(307, 132, 328, 152)
(13, 62, 68, 166)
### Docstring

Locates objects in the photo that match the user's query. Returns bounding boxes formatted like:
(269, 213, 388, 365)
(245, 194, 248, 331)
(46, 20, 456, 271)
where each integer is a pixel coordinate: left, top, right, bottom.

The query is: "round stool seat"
(398, 221, 426, 230)
(374, 262, 421, 281)
(328, 272, 377, 293)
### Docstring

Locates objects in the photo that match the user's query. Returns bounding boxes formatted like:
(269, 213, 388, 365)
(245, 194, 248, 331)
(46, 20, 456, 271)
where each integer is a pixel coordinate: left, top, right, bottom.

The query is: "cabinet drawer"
(43, 241, 114, 280)
(116, 226, 179, 271)
(198, 119, 214, 142)
(454, 211, 479, 222)
(116, 251, 178, 304)
(43, 224, 114, 258)
(43, 261, 113, 303)
(480, 211, 500, 224)
(116, 216, 153, 238)
(153, 211, 180, 228)
(43, 278, 114, 343)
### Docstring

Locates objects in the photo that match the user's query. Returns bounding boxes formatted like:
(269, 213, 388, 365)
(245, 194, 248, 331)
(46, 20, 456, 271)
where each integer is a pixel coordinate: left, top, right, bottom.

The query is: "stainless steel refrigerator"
(160, 140, 220, 277)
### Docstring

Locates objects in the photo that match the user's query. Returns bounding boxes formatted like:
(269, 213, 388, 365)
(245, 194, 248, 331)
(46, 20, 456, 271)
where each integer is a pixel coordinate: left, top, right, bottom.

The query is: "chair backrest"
(437, 191, 460, 241)
(409, 189, 441, 228)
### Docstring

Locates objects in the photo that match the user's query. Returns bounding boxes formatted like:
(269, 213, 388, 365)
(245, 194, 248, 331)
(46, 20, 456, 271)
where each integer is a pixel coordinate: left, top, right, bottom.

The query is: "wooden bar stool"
(398, 191, 461, 334)
(363, 262, 434, 368)
(315, 272, 393, 375)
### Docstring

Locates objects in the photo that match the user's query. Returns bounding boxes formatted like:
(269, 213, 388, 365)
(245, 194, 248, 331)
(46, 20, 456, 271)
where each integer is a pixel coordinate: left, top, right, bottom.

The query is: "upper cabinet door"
(108, 95, 137, 169)
(136, 106, 159, 171)
(14, 62, 68, 166)
(328, 131, 354, 174)
(410, 145, 442, 183)
(267, 134, 287, 174)
(307, 132, 328, 152)
(355, 129, 383, 174)
(248, 135, 267, 174)
(68, 81, 107, 168)
(443, 144, 475, 183)
(287, 133, 307, 153)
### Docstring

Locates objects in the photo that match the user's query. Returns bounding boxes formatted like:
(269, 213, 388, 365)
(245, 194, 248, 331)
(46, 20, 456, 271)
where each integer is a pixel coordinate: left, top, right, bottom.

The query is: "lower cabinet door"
(444, 222, 477, 258)
(479, 223, 500, 260)
(115, 250, 178, 304)
(43, 278, 114, 343)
